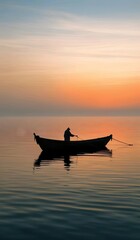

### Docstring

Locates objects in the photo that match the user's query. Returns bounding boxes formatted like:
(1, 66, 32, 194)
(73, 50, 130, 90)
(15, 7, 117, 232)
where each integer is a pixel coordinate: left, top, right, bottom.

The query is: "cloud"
(46, 10, 140, 36)
(1, 9, 140, 59)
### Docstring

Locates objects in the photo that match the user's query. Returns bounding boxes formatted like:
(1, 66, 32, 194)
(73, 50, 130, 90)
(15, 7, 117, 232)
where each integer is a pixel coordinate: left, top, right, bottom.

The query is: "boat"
(33, 133, 112, 153)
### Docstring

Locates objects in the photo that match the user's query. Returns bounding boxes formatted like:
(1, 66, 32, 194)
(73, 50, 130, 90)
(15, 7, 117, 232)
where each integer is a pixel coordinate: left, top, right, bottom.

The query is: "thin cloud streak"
(46, 10, 140, 36)
(1, 10, 140, 57)
(2, 9, 140, 37)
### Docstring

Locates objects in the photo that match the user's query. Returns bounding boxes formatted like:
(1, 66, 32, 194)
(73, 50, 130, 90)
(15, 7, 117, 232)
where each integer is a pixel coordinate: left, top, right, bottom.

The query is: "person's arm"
(70, 132, 78, 137)
(70, 132, 74, 137)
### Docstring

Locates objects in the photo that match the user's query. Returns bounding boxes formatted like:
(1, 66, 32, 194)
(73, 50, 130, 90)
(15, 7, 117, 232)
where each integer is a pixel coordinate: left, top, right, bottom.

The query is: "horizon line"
(0, 113, 140, 117)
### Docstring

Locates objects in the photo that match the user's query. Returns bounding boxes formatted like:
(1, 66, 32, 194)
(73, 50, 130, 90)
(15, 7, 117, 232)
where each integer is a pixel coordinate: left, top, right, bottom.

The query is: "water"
(0, 116, 140, 240)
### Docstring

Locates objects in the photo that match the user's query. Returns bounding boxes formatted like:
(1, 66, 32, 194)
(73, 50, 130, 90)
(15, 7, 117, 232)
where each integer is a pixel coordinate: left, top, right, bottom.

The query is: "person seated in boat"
(64, 128, 78, 141)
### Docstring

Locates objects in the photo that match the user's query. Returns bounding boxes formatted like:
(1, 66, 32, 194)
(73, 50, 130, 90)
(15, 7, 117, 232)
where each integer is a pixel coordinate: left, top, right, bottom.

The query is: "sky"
(0, 0, 140, 116)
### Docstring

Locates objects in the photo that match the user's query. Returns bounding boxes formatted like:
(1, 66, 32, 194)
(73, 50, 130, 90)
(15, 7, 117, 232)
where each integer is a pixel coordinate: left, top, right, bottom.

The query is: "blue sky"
(1, 0, 140, 19)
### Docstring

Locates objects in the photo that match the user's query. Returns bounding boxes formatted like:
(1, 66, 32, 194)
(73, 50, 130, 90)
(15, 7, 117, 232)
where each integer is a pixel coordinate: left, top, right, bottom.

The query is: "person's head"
(67, 127, 70, 130)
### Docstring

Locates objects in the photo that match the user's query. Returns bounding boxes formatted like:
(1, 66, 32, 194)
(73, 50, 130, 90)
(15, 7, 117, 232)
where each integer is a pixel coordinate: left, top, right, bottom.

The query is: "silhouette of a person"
(64, 128, 77, 141)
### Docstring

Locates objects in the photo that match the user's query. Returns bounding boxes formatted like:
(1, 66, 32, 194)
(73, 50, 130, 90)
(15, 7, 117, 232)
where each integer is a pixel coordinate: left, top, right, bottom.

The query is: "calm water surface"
(0, 116, 140, 240)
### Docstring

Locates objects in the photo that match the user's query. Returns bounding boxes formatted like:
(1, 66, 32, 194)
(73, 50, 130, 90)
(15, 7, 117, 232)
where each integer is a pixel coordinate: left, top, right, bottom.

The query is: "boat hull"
(34, 133, 112, 154)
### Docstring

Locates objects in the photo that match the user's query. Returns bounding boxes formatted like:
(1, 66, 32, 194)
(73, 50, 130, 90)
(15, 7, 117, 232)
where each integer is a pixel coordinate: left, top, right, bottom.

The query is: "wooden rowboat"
(33, 133, 112, 153)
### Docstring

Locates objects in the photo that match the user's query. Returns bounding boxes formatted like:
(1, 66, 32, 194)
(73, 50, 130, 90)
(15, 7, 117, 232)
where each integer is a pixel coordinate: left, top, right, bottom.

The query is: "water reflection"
(34, 148, 112, 171)
(34, 150, 72, 171)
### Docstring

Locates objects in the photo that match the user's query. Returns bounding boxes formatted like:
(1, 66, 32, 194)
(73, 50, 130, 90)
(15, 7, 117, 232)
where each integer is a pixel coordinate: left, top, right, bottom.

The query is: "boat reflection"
(34, 148, 112, 171)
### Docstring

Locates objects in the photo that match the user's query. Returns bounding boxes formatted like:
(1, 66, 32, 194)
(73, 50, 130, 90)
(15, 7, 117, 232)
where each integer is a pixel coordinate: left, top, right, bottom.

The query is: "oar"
(75, 135, 80, 140)
(113, 137, 133, 146)
(76, 136, 85, 141)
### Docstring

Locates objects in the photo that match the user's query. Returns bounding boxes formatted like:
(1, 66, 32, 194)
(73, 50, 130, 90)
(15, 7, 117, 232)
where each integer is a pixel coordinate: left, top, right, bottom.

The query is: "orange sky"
(56, 77, 140, 109)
